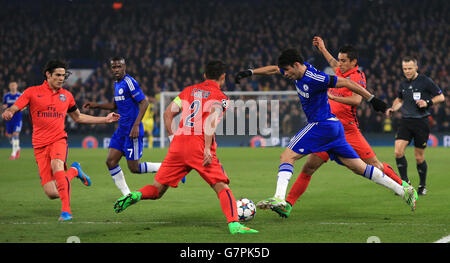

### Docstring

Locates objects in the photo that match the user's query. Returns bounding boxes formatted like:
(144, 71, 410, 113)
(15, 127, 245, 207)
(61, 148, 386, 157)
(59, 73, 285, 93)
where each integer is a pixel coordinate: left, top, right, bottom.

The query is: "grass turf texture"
(0, 147, 449, 243)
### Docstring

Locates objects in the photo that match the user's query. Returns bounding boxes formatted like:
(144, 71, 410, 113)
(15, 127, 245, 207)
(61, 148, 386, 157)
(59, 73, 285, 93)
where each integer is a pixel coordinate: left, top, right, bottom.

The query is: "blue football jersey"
(3, 92, 22, 121)
(114, 74, 146, 133)
(281, 62, 337, 122)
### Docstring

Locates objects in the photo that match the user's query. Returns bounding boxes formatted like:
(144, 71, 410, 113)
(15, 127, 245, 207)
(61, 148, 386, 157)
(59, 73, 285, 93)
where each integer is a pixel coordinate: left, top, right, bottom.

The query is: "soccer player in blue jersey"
(235, 48, 417, 213)
(2, 82, 23, 160)
(83, 57, 161, 195)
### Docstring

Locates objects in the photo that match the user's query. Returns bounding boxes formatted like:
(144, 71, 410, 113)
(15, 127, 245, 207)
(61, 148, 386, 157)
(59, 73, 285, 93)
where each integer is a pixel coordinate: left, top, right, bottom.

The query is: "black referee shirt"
(397, 74, 442, 118)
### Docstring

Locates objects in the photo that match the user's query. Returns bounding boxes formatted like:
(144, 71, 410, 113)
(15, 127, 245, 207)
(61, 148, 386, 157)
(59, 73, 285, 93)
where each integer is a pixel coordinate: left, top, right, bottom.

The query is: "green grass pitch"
(0, 146, 449, 243)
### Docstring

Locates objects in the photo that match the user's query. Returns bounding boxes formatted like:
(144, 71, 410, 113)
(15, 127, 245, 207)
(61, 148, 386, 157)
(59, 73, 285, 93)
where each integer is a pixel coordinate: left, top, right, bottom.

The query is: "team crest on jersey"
(59, 94, 66, 102)
(118, 88, 124, 95)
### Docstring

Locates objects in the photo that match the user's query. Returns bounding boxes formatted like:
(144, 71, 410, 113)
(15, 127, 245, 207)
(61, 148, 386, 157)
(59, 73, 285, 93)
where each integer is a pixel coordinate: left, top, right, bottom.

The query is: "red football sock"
(382, 162, 403, 185)
(286, 172, 312, 206)
(66, 167, 78, 181)
(53, 170, 71, 214)
(138, 185, 160, 200)
(217, 188, 239, 223)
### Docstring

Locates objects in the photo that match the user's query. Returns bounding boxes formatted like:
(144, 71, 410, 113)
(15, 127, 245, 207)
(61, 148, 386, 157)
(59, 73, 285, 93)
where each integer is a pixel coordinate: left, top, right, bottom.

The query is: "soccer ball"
(236, 198, 256, 222)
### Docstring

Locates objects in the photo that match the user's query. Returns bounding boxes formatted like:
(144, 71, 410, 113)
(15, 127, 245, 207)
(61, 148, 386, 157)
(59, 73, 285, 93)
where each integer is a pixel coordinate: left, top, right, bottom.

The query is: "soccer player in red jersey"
(270, 37, 411, 218)
(113, 61, 258, 234)
(1, 59, 120, 221)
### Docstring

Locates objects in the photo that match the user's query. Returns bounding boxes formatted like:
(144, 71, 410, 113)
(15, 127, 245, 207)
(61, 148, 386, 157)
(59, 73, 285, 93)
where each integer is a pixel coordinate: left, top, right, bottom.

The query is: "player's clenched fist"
(368, 96, 388, 113)
(235, 69, 253, 84)
(1, 110, 13, 121)
(203, 148, 213, 167)
(312, 36, 326, 50)
(105, 112, 120, 123)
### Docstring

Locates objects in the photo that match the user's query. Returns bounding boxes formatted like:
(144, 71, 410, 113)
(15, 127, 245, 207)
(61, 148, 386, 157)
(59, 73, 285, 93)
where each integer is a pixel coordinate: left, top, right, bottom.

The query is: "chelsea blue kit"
(281, 63, 359, 162)
(109, 74, 146, 160)
(3, 92, 22, 134)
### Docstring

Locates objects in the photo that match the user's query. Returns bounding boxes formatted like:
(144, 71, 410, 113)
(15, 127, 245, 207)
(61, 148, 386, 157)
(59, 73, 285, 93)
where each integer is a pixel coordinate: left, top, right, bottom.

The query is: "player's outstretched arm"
(313, 36, 338, 72)
(385, 98, 403, 117)
(235, 65, 280, 84)
(328, 91, 362, 107)
(335, 77, 387, 113)
(68, 109, 120, 124)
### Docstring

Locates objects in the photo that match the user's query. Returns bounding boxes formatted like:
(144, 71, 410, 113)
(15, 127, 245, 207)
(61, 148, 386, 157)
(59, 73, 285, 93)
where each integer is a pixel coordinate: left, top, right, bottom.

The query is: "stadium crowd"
(0, 0, 448, 139)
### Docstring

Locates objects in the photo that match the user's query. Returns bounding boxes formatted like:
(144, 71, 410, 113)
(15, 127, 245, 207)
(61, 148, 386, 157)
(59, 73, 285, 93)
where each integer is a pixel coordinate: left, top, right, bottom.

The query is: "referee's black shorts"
(395, 117, 430, 148)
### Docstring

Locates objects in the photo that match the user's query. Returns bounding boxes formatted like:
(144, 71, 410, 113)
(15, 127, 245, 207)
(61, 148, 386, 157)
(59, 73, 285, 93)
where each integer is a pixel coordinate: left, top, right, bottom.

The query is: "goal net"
(158, 90, 304, 148)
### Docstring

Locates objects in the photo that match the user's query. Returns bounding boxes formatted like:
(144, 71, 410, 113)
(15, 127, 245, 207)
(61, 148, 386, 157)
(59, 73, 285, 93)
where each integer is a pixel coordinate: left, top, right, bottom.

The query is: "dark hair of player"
(43, 59, 68, 77)
(339, 45, 358, 61)
(204, 60, 227, 80)
(110, 56, 126, 64)
(278, 48, 305, 68)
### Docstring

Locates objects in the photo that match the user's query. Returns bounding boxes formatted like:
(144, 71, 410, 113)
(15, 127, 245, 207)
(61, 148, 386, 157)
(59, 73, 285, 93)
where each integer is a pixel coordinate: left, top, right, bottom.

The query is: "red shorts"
(313, 127, 375, 162)
(33, 138, 68, 186)
(155, 135, 229, 187)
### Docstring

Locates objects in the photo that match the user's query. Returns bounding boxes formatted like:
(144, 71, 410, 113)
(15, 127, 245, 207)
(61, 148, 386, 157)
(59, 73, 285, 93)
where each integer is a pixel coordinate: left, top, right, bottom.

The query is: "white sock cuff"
(109, 165, 122, 176)
(139, 162, 161, 173)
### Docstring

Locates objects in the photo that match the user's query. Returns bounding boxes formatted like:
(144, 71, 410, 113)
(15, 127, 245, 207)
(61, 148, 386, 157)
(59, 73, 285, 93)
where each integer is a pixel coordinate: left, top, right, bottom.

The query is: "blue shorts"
(288, 119, 359, 163)
(109, 129, 143, 161)
(5, 119, 22, 135)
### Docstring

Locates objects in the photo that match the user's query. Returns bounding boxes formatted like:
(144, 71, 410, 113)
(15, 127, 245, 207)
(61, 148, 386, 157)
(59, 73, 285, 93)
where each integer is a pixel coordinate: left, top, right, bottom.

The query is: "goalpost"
(159, 90, 300, 148)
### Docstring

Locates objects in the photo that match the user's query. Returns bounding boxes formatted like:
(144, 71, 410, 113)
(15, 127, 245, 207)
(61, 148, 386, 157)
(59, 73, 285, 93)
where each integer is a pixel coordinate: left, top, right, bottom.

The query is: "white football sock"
(11, 136, 20, 156)
(274, 163, 294, 200)
(139, 162, 161, 173)
(109, 165, 130, 196)
(364, 165, 404, 196)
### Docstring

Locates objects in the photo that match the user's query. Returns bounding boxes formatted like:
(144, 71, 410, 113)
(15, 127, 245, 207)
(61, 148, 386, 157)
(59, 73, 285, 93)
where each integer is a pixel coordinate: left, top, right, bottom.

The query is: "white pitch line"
(318, 222, 446, 227)
(0, 221, 171, 225)
(319, 222, 367, 225)
(434, 235, 450, 243)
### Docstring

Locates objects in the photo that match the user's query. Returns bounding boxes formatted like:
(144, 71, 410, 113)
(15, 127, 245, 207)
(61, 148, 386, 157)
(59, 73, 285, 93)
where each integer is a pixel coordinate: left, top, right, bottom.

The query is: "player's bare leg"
(43, 181, 59, 200)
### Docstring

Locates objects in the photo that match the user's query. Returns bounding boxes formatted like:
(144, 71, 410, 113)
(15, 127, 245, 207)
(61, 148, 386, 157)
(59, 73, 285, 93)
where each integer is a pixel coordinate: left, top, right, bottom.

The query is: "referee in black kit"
(386, 57, 444, 195)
